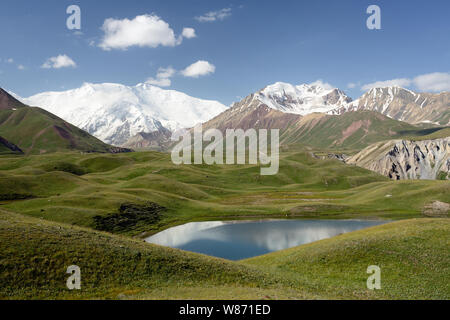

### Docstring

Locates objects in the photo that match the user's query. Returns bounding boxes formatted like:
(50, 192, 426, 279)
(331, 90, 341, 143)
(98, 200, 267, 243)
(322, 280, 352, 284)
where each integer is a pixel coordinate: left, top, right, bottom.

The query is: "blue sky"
(0, 0, 449, 104)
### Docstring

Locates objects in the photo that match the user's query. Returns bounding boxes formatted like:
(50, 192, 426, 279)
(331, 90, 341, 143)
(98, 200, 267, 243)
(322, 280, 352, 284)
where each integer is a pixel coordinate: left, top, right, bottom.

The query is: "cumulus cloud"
(181, 60, 215, 78)
(413, 72, 450, 92)
(181, 27, 196, 39)
(361, 78, 412, 91)
(195, 8, 231, 22)
(360, 72, 450, 92)
(41, 55, 77, 69)
(99, 14, 195, 50)
(146, 77, 171, 87)
(309, 80, 335, 90)
(146, 66, 176, 87)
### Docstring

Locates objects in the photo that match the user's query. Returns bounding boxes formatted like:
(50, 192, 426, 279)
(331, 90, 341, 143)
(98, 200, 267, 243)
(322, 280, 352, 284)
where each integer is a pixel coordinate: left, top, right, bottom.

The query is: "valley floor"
(0, 150, 448, 299)
(0, 210, 448, 299)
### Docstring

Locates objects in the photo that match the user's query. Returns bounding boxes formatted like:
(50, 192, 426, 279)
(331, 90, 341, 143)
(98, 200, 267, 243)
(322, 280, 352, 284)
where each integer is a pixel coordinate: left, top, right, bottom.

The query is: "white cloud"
(182, 27, 196, 39)
(181, 60, 215, 78)
(413, 72, 450, 92)
(146, 77, 172, 87)
(361, 78, 412, 91)
(156, 66, 176, 79)
(99, 14, 195, 50)
(41, 55, 77, 69)
(195, 8, 231, 22)
(17, 65, 25, 70)
(309, 80, 335, 90)
(146, 66, 176, 87)
(6, 58, 14, 63)
(360, 72, 450, 93)
(347, 82, 357, 89)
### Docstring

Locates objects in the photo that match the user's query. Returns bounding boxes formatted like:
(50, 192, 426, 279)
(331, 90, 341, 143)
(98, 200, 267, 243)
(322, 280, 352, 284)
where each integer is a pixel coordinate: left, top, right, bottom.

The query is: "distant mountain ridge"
(0, 87, 131, 155)
(251, 83, 449, 126)
(15, 81, 450, 151)
(22, 83, 228, 147)
(347, 137, 450, 180)
(201, 87, 422, 150)
(331, 87, 450, 126)
(254, 82, 352, 115)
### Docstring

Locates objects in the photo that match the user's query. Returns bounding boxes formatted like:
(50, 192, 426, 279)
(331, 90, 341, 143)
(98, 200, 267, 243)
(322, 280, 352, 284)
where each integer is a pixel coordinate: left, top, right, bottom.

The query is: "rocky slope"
(202, 93, 301, 132)
(331, 87, 450, 126)
(347, 138, 450, 180)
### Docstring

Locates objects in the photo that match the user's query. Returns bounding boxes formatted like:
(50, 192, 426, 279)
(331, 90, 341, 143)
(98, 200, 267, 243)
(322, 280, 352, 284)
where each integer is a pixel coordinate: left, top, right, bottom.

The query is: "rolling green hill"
(0, 88, 130, 154)
(280, 111, 425, 151)
(0, 209, 284, 299)
(244, 218, 450, 299)
(1, 210, 448, 299)
(0, 150, 448, 236)
(398, 126, 450, 141)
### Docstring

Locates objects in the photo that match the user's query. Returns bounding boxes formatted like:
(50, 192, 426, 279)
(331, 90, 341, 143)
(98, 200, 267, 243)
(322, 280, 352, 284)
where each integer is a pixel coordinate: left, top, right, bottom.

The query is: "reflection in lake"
(145, 219, 386, 260)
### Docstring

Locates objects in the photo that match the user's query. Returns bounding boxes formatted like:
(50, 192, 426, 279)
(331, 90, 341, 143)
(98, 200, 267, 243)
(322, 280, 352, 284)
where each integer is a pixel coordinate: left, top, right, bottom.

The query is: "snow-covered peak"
(22, 82, 227, 146)
(254, 81, 352, 115)
(261, 82, 333, 97)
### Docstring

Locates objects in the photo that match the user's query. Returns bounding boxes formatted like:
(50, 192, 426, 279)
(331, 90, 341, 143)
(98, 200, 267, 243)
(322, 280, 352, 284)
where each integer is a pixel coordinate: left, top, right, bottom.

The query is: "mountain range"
(331, 87, 450, 126)
(21, 83, 227, 147)
(0, 88, 130, 155)
(3, 80, 449, 179)
(19, 82, 449, 151)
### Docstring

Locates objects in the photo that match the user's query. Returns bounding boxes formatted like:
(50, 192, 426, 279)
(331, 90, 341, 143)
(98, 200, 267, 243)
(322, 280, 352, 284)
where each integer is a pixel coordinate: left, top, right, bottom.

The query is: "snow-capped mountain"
(348, 137, 450, 180)
(330, 87, 450, 126)
(22, 83, 227, 146)
(254, 82, 352, 115)
(248, 83, 448, 126)
(18, 81, 449, 150)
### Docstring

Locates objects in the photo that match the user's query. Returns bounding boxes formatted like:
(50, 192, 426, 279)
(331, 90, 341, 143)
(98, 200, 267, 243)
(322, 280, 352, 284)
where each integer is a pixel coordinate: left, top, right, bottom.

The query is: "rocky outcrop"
(0, 136, 23, 154)
(122, 128, 172, 151)
(422, 201, 449, 217)
(347, 138, 450, 180)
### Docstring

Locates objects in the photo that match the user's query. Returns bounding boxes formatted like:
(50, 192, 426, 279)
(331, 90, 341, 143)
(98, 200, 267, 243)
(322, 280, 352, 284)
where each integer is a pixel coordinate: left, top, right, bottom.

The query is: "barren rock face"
(348, 138, 450, 180)
(422, 201, 450, 217)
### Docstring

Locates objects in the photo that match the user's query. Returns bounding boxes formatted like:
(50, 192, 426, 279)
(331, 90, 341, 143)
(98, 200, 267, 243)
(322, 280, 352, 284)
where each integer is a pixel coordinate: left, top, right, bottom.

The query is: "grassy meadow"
(0, 149, 448, 299)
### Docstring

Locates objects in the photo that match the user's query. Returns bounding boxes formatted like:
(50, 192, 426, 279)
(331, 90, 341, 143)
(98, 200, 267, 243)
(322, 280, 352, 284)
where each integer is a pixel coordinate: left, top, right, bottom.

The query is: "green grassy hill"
(244, 218, 450, 299)
(1, 210, 448, 299)
(0, 150, 448, 236)
(0, 209, 285, 299)
(398, 126, 450, 141)
(281, 111, 423, 151)
(0, 107, 130, 154)
(200, 103, 442, 153)
(0, 136, 22, 155)
(0, 88, 130, 154)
